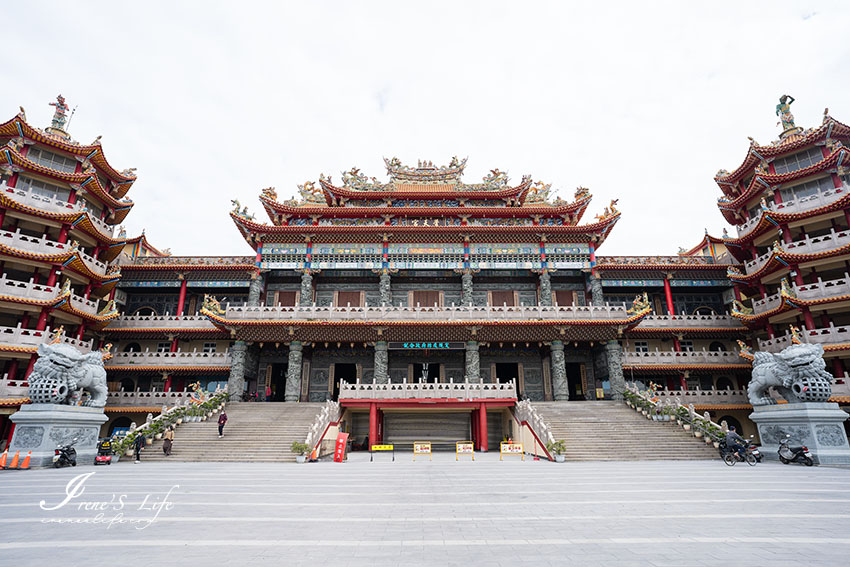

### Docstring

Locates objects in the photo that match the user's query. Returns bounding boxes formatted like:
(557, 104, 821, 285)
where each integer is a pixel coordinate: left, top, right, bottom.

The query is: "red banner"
(333, 432, 349, 463)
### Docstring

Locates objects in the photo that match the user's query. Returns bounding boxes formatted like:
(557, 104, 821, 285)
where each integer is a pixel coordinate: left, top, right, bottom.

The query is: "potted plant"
(291, 441, 310, 464)
(546, 440, 567, 463)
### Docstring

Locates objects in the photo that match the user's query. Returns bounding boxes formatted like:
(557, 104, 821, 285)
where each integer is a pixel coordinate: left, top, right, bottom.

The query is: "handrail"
(624, 382, 729, 443)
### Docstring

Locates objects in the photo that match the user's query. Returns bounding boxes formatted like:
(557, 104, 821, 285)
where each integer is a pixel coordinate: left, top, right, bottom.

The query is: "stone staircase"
(134, 402, 323, 463)
(532, 401, 717, 461)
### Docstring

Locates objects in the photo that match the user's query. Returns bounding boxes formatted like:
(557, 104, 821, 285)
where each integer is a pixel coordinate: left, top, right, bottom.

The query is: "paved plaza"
(1, 455, 849, 566)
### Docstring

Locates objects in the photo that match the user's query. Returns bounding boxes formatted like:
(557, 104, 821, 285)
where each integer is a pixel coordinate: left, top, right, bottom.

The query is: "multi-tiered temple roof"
(230, 157, 620, 245)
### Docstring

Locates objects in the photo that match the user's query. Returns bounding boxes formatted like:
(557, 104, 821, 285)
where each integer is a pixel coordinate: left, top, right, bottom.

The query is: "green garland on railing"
(111, 390, 230, 455)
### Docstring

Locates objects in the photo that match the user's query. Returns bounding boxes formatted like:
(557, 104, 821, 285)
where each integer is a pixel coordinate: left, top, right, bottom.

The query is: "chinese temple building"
(2, 96, 848, 456)
(718, 103, 850, 401)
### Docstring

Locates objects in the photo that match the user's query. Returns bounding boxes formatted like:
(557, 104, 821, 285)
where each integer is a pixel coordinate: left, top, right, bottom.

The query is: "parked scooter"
(778, 434, 814, 466)
(53, 438, 78, 468)
(748, 438, 762, 463)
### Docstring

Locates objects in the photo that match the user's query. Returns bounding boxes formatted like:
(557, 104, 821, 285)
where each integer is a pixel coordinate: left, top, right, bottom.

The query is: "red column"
(83, 283, 93, 299)
(368, 403, 377, 451)
(76, 322, 86, 341)
(0, 208, 5, 228)
(19, 313, 30, 329)
(471, 409, 479, 450)
(766, 323, 776, 338)
(23, 355, 37, 381)
(176, 278, 188, 316)
(57, 224, 70, 245)
(663, 278, 675, 317)
(781, 224, 792, 245)
(35, 307, 50, 331)
(832, 359, 845, 382)
(45, 267, 60, 288)
(377, 410, 384, 444)
(844, 208, 850, 229)
(6, 359, 18, 382)
(6, 423, 15, 449)
(478, 403, 488, 452)
(802, 307, 816, 330)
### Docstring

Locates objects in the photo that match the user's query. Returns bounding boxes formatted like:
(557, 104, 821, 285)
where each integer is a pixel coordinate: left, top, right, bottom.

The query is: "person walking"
(162, 426, 174, 456)
(218, 410, 228, 438)
(265, 385, 271, 402)
(132, 434, 145, 463)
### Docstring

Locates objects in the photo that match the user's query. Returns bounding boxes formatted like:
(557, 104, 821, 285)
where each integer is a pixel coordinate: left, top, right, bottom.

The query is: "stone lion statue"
(748, 343, 833, 406)
(27, 343, 109, 407)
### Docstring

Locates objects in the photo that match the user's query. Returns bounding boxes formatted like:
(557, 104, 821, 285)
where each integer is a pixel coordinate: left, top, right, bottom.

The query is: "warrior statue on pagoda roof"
(776, 94, 796, 133)
(49, 94, 71, 131)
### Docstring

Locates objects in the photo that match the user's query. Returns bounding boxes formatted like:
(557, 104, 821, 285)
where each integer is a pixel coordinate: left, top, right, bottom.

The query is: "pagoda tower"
(718, 98, 850, 383)
(0, 98, 136, 442)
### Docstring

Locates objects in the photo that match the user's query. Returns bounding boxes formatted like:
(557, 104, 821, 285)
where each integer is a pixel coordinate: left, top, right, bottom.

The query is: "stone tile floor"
(1, 452, 849, 566)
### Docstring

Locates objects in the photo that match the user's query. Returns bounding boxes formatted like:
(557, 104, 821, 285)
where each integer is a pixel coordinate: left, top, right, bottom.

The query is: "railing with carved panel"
(622, 349, 748, 365)
(0, 274, 58, 303)
(223, 303, 636, 322)
(735, 183, 850, 239)
(105, 350, 232, 367)
(1, 181, 117, 238)
(106, 315, 220, 331)
(0, 324, 93, 353)
(745, 229, 850, 276)
(653, 388, 750, 405)
(305, 400, 341, 449)
(595, 255, 734, 266)
(758, 323, 850, 353)
(105, 390, 195, 406)
(635, 314, 740, 328)
(339, 380, 517, 400)
(0, 228, 109, 277)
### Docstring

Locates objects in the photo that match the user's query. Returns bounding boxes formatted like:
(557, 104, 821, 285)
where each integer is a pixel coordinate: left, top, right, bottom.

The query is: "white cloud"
(2, 1, 848, 256)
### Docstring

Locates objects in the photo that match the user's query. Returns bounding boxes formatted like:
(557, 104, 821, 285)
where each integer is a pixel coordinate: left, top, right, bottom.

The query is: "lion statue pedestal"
(8, 342, 109, 468)
(747, 343, 850, 465)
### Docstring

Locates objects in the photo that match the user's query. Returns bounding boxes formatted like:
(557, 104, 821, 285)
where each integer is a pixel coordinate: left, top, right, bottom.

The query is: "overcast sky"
(3, 1, 847, 257)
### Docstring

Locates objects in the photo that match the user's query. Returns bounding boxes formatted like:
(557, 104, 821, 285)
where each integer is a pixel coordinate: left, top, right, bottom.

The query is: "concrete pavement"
(0, 456, 849, 566)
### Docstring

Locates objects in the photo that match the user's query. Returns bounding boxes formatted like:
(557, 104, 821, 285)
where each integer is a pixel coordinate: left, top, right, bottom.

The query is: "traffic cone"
(19, 452, 31, 470)
(8, 451, 20, 469)
(0, 450, 7, 469)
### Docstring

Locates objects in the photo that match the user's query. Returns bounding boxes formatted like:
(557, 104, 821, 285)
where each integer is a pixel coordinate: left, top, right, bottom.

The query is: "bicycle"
(723, 446, 757, 466)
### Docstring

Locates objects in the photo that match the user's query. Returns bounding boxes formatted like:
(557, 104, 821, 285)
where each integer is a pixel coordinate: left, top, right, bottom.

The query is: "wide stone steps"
(533, 401, 717, 461)
(129, 402, 322, 463)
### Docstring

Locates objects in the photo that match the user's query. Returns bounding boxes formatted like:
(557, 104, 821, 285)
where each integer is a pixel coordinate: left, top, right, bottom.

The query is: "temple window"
(709, 342, 726, 352)
(779, 176, 833, 203)
(156, 342, 171, 353)
(773, 147, 823, 174)
(274, 291, 298, 307)
(202, 342, 217, 353)
(17, 176, 70, 202)
(334, 291, 363, 307)
(489, 290, 517, 307)
(634, 341, 649, 353)
(409, 290, 442, 307)
(26, 147, 77, 173)
(554, 291, 576, 306)
(679, 340, 694, 352)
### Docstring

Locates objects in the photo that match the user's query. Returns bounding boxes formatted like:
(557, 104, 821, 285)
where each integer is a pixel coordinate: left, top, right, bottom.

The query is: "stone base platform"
(9, 404, 108, 468)
(750, 402, 850, 465)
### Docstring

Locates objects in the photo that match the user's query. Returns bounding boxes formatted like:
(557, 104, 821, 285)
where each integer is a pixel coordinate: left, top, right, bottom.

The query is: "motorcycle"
(719, 435, 760, 463)
(53, 437, 78, 468)
(748, 438, 762, 463)
(94, 438, 113, 465)
(778, 434, 814, 466)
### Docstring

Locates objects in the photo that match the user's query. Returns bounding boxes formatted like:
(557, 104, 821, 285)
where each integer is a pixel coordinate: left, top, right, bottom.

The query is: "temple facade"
(2, 97, 849, 451)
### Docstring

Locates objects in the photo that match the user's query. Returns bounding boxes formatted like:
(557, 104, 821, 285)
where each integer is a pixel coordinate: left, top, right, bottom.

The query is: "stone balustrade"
(653, 388, 750, 404)
(1, 181, 116, 238)
(794, 274, 850, 302)
(736, 183, 850, 239)
(0, 228, 109, 276)
(635, 314, 740, 328)
(0, 274, 58, 303)
(305, 400, 341, 448)
(514, 399, 555, 445)
(105, 349, 231, 367)
(752, 292, 782, 315)
(622, 349, 748, 365)
(339, 380, 517, 400)
(106, 390, 194, 406)
(106, 315, 220, 331)
(745, 228, 850, 276)
(223, 303, 635, 322)
(0, 324, 93, 353)
(758, 323, 850, 353)
(595, 255, 733, 266)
